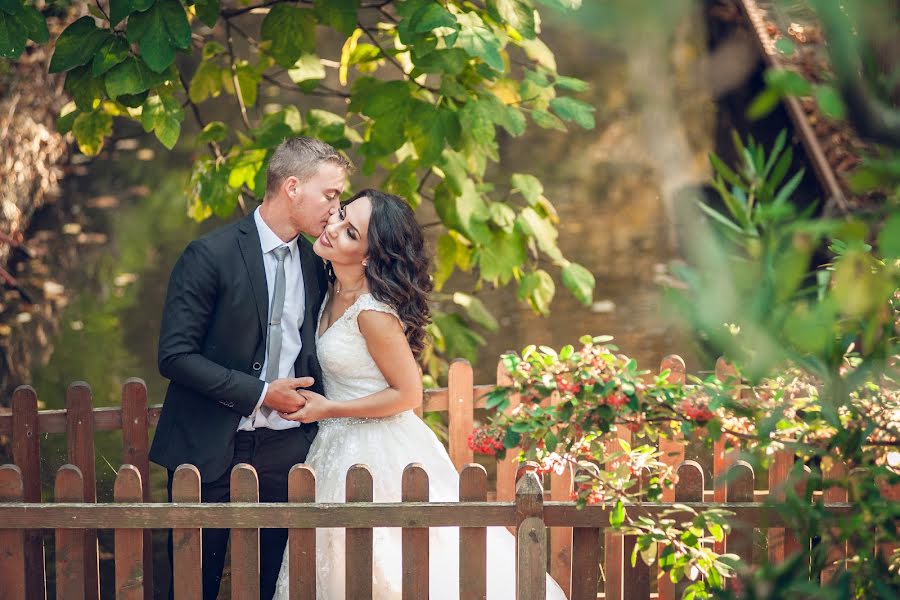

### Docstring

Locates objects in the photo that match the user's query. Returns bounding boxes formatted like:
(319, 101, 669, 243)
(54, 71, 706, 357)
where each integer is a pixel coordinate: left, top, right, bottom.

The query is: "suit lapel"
(237, 213, 268, 337)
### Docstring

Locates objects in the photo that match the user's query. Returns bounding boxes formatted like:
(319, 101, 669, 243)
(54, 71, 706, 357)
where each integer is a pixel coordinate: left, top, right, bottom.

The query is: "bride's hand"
(281, 390, 332, 423)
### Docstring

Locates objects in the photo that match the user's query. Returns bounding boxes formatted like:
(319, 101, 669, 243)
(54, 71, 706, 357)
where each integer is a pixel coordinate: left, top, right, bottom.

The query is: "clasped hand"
(280, 390, 331, 423)
(261, 377, 313, 414)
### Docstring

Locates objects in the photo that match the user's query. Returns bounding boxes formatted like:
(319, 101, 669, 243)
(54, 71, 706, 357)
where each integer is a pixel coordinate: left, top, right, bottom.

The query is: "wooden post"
(570, 524, 600, 600)
(171, 465, 202, 600)
(713, 359, 739, 556)
(767, 450, 794, 565)
(657, 355, 686, 600)
(658, 355, 686, 503)
(622, 469, 651, 600)
(402, 464, 429, 600)
(602, 427, 631, 600)
(346, 465, 374, 598)
(231, 464, 260, 600)
(725, 461, 755, 565)
(515, 467, 546, 600)
(496, 359, 521, 503)
(447, 360, 475, 471)
(459, 464, 487, 600)
(0, 465, 26, 600)
(288, 465, 316, 600)
(821, 458, 847, 585)
(548, 394, 573, 597)
(55, 465, 86, 600)
(674, 461, 704, 598)
(121, 379, 154, 600)
(114, 465, 144, 600)
(11, 385, 45, 600)
(66, 383, 99, 600)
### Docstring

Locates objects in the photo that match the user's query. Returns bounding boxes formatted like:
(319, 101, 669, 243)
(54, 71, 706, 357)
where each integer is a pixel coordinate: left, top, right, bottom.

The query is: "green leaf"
(488, 0, 536, 38)
(128, 0, 191, 73)
(518, 269, 555, 315)
(554, 74, 588, 92)
(288, 53, 326, 84)
(610, 500, 625, 527)
(408, 102, 459, 166)
(193, 159, 240, 218)
(197, 121, 227, 144)
(489, 202, 517, 232)
(91, 35, 129, 76)
(194, 0, 220, 28)
(0, 0, 19, 15)
(520, 37, 556, 71)
(104, 55, 159, 99)
(561, 262, 594, 305)
(775, 37, 795, 56)
(17, 4, 48, 44)
(49, 17, 111, 73)
(0, 11, 26, 58)
(251, 107, 304, 149)
(409, 2, 457, 33)
(549, 96, 595, 129)
(878, 213, 900, 258)
(813, 84, 846, 120)
(746, 87, 780, 119)
(188, 60, 222, 103)
(434, 234, 458, 290)
(227, 148, 268, 192)
(531, 109, 566, 131)
(535, 0, 582, 9)
(456, 11, 504, 71)
(503, 428, 521, 448)
(64, 65, 106, 110)
(56, 104, 79, 135)
(432, 312, 485, 363)
(235, 60, 260, 106)
(261, 4, 315, 68)
(140, 93, 184, 149)
(413, 47, 468, 75)
(72, 109, 113, 156)
(313, 0, 359, 36)
(453, 292, 499, 331)
(764, 68, 812, 97)
(511, 173, 543, 205)
(517, 207, 563, 262)
(478, 229, 527, 284)
(109, 0, 155, 26)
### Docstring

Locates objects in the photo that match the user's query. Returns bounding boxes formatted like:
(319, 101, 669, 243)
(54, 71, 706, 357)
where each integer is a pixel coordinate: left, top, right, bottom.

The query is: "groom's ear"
(283, 175, 301, 198)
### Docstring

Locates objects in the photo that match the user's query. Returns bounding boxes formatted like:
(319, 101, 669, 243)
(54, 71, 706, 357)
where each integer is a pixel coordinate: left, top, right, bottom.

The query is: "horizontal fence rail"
(1, 356, 890, 600)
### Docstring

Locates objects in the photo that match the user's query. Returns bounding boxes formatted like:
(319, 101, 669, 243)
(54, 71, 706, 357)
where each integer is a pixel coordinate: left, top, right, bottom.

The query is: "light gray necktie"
(265, 246, 290, 383)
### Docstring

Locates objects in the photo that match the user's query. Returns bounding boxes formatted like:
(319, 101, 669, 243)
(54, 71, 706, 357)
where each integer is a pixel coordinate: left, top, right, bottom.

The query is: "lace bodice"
(316, 292, 401, 404)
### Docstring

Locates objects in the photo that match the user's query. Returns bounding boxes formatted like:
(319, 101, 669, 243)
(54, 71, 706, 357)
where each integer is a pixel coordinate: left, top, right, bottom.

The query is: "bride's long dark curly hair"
(331, 189, 432, 358)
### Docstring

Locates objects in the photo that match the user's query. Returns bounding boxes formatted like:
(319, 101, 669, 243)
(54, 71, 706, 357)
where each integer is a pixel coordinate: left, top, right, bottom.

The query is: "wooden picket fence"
(0, 356, 863, 600)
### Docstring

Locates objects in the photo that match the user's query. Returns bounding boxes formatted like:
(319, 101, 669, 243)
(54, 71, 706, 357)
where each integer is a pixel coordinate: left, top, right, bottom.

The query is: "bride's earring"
(362, 261, 368, 268)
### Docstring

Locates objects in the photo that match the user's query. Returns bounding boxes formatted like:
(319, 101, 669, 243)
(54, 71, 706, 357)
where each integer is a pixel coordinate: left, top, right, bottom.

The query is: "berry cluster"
(467, 427, 504, 456)
(679, 399, 714, 423)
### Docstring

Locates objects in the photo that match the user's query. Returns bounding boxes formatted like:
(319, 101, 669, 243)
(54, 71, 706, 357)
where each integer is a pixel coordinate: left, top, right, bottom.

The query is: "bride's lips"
(319, 231, 332, 248)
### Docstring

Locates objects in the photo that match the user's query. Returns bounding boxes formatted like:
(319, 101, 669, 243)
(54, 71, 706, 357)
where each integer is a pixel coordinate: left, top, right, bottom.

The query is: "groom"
(150, 137, 352, 599)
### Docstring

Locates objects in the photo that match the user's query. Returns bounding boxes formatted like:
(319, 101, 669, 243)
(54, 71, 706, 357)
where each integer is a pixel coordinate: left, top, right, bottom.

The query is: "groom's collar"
(253, 207, 299, 261)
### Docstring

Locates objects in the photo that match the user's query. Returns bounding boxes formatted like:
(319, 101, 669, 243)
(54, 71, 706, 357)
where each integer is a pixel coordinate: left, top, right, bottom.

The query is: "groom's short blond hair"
(265, 137, 353, 196)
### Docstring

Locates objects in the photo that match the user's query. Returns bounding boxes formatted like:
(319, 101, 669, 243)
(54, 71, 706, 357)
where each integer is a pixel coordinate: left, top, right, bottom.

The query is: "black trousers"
(167, 427, 315, 600)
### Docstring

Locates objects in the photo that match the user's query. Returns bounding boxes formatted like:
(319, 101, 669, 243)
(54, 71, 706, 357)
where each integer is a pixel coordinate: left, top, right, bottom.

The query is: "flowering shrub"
(472, 336, 900, 598)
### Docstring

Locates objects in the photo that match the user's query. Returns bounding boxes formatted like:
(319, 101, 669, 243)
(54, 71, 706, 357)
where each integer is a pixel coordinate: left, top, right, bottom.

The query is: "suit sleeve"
(157, 240, 263, 416)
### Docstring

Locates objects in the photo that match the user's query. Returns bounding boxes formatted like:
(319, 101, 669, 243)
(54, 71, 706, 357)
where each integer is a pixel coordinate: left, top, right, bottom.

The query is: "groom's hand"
(261, 377, 314, 413)
(281, 390, 331, 423)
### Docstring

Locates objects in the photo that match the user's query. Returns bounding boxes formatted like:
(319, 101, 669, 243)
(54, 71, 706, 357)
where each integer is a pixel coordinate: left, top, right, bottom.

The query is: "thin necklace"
(335, 280, 365, 295)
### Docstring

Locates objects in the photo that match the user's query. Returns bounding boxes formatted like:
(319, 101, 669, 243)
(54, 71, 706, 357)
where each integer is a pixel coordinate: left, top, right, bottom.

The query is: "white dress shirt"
(237, 208, 306, 431)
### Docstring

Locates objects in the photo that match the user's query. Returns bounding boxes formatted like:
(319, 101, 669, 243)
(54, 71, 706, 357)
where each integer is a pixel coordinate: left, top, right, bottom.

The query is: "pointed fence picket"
(0, 355, 868, 599)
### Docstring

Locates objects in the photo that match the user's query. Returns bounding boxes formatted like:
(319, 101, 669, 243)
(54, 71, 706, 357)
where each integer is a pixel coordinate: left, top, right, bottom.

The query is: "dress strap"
(351, 293, 401, 324)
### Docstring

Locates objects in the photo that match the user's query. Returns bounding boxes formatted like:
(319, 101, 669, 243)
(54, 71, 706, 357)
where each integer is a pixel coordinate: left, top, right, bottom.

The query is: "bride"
(272, 189, 567, 599)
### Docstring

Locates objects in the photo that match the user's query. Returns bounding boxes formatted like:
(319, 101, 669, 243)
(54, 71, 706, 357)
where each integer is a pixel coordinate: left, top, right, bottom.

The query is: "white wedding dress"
(273, 293, 567, 599)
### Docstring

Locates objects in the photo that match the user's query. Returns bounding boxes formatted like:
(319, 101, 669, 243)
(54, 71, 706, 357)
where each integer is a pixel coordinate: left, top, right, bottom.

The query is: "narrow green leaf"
(561, 262, 594, 306)
(453, 292, 499, 331)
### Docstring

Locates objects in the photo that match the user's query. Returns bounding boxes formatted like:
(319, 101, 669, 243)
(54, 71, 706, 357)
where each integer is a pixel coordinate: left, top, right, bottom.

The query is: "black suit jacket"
(149, 212, 327, 482)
